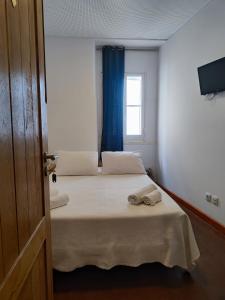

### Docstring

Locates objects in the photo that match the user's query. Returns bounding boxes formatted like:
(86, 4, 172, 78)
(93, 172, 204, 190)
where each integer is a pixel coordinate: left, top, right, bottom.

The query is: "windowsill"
(124, 139, 155, 146)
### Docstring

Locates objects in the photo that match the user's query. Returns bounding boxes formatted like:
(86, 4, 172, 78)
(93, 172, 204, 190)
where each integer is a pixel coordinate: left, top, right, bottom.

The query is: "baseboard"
(159, 184, 225, 237)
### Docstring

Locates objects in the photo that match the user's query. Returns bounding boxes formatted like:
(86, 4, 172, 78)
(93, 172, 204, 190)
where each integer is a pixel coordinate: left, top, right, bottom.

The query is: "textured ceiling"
(44, 0, 211, 41)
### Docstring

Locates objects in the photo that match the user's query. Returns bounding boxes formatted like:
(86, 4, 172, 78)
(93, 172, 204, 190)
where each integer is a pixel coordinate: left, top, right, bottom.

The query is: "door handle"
(43, 152, 59, 162)
(43, 152, 59, 176)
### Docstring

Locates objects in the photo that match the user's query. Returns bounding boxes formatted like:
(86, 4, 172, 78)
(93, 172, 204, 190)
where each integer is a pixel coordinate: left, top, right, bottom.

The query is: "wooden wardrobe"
(0, 0, 53, 299)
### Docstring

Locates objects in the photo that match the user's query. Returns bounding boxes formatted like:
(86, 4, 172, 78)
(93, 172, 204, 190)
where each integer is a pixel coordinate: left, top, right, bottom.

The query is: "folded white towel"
(128, 184, 157, 205)
(141, 190, 161, 206)
(50, 193, 69, 210)
(50, 188, 59, 197)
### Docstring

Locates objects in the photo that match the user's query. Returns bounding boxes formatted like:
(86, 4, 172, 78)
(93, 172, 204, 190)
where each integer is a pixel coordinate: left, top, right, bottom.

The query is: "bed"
(50, 173, 200, 272)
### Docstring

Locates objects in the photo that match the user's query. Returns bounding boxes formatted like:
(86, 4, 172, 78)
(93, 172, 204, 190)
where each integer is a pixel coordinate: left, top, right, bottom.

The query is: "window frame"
(124, 73, 145, 143)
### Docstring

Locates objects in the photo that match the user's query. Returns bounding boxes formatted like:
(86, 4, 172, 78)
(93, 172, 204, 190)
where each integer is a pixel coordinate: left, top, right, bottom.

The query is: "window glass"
(125, 75, 143, 137)
(126, 76, 142, 106)
(126, 106, 141, 135)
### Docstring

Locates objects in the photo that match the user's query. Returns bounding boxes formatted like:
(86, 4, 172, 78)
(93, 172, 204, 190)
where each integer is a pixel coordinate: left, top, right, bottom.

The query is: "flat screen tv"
(197, 57, 225, 95)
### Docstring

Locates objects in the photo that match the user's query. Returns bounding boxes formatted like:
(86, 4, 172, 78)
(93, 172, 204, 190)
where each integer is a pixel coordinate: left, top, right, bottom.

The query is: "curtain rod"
(96, 47, 159, 51)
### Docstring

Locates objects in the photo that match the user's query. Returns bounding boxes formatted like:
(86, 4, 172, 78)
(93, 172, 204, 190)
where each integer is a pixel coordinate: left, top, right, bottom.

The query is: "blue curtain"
(101, 46, 125, 152)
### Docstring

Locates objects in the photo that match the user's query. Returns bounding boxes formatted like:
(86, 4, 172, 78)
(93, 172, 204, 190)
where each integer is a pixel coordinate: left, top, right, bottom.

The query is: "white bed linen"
(50, 174, 200, 271)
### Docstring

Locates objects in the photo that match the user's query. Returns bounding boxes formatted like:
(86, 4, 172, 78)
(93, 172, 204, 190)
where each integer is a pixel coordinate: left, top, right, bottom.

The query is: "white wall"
(96, 50, 159, 172)
(46, 37, 97, 152)
(158, 0, 225, 225)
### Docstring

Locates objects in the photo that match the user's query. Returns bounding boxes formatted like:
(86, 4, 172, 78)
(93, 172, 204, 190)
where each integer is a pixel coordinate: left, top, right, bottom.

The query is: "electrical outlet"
(205, 193, 212, 202)
(212, 195, 219, 207)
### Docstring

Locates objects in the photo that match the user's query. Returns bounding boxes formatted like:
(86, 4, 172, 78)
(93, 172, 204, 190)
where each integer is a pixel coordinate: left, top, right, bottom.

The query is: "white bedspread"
(50, 174, 200, 271)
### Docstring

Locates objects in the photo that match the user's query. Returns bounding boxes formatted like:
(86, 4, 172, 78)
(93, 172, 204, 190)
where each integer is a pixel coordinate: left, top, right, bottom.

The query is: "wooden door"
(0, 0, 53, 299)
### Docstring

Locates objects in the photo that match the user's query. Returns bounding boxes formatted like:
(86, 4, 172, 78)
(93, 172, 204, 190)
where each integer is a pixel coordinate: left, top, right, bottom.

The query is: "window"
(124, 74, 144, 141)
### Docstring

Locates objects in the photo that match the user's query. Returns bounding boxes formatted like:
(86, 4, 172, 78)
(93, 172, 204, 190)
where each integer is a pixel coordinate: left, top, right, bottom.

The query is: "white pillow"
(102, 151, 146, 175)
(56, 151, 98, 176)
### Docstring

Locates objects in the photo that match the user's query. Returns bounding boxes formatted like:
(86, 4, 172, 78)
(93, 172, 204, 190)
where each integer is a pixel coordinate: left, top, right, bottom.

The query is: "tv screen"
(197, 57, 225, 95)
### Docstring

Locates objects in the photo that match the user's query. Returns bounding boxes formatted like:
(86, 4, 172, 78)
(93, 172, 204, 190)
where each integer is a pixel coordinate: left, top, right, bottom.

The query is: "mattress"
(50, 174, 200, 271)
